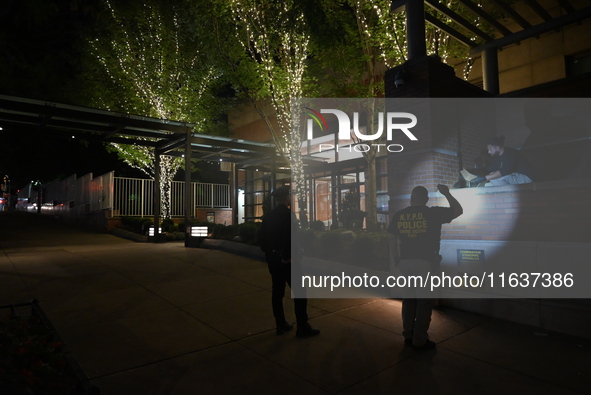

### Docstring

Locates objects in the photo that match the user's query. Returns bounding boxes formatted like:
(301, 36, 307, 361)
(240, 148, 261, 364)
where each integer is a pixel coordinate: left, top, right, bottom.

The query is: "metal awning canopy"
(391, 0, 591, 53)
(391, 0, 591, 94)
(0, 94, 294, 243)
(0, 94, 279, 164)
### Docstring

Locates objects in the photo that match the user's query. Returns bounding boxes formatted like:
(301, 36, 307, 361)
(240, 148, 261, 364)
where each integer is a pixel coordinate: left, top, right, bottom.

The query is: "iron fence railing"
(17, 173, 230, 218)
(113, 177, 230, 217)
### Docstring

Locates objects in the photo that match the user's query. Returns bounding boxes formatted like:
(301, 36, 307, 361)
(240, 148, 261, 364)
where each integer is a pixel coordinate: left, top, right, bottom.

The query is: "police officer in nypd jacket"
(257, 185, 320, 338)
(388, 184, 463, 350)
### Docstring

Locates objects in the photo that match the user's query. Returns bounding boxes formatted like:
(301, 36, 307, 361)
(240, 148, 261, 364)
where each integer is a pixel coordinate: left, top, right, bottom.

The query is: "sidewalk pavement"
(1, 211, 590, 394)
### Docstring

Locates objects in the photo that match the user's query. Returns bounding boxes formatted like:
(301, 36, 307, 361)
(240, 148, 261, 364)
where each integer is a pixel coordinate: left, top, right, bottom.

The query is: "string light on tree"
(229, 0, 310, 224)
(88, 0, 225, 218)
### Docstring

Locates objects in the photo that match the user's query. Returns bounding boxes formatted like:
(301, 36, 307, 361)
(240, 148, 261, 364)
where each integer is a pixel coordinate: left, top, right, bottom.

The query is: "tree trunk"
(160, 181, 171, 219)
(365, 157, 378, 231)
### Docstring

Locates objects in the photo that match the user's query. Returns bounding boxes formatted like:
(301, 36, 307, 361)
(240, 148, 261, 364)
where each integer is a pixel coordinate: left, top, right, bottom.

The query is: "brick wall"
(421, 179, 591, 243)
(383, 57, 590, 244)
(385, 56, 495, 211)
(387, 151, 458, 197)
(195, 208, 233, 225)
(383, 57, 591, 335)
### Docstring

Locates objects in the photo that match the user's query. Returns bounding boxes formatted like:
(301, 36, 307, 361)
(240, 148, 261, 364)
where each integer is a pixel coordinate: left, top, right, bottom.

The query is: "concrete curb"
(109, 229, 266, 261)
(110, 228, 148, 243)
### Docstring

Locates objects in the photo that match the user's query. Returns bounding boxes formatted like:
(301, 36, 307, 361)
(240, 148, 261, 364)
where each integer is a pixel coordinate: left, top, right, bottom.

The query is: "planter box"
(185, 236, 206, 248)
(0, 300, 100, 394)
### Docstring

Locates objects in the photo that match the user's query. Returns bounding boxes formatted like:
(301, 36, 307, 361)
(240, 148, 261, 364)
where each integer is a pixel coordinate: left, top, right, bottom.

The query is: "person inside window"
(469, 136, 535, 187)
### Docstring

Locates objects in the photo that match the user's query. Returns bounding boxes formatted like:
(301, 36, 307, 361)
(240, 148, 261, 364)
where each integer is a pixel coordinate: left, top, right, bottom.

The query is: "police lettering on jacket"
(397, 212, 428, 237)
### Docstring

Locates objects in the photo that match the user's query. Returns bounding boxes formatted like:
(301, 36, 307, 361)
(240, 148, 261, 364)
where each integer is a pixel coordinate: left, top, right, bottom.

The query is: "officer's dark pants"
(267, 254, 308, 326)
(399, 258, 434, 347)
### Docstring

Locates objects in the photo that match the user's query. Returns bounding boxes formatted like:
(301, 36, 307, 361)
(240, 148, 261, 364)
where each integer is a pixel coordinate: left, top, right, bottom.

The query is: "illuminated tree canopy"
(212, 0, 314, 224)
(84, 0, 231, 218)
(307, 0, 484, 230)
(82, 0, 490, 223)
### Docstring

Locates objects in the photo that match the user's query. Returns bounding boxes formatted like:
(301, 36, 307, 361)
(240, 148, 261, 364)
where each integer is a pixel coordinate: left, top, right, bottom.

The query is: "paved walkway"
(1, 211, 590, 394)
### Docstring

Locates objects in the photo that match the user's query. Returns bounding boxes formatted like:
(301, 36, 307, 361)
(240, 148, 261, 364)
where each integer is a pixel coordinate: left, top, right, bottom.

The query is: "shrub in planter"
(222, 225, 240, 241)
(348, 232, 374, 263)
(299, 229, 319, 256)
(211, 224, 226, 239)
(318, 230, 346, 258)
(0, 302, 99, 394)
(177, 220, 189, 232)
(372, 233, 389, 265)
(165, 232, 186, 241)
(139, 218, 153, 234)
(161, 218, 176, 233)
(349, 232, 389, 270)
(310, 220, 325, 231)
(211, 224, 240, 241)
(119, 216, 135, 229)
(120, 216, 153, 234)
(238, 222, 258, 245)
(340, 209, 366, 229)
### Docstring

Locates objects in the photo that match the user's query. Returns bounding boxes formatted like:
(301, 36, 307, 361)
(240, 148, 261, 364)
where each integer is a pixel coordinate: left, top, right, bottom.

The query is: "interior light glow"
(148, 226, 162, 236)
(191, 226, 208, 237)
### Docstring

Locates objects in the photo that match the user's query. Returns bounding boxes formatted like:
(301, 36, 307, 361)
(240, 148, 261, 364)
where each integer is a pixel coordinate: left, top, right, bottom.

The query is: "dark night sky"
(0, 0, 229, 191)
(0, 114, 144, 193)
(0, 0, 136, 190)
(0, 123, 143, 191)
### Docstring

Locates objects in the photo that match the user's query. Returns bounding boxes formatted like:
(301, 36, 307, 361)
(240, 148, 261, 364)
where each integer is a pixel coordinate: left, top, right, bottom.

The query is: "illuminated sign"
(457, 249, 485, 264)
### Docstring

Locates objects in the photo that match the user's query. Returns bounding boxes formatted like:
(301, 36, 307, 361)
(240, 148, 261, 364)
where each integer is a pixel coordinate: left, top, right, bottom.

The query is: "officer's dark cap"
(271, 185, 291, 198)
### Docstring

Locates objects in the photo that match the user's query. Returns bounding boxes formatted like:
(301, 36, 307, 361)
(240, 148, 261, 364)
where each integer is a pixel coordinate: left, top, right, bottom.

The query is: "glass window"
(377, 175, 388, 193)
(315, 178, 332, 222)
(377, 194, 389, 213)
